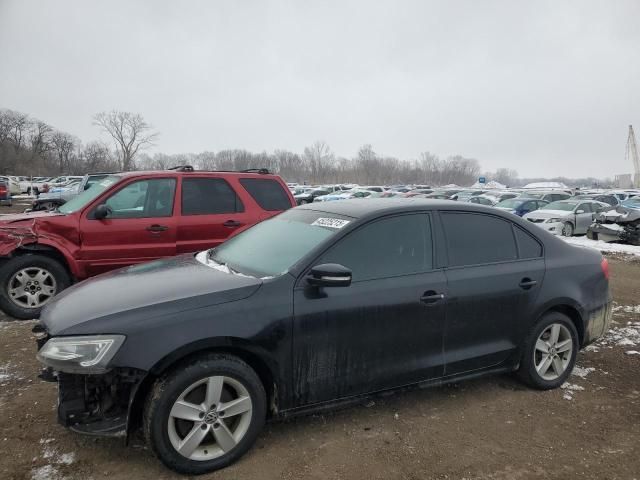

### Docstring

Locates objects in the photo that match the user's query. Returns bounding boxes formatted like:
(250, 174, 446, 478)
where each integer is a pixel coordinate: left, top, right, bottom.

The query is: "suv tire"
(517, 311, 579, 390)
(143, 353, 266, 475)
(0, 254, 71, 319)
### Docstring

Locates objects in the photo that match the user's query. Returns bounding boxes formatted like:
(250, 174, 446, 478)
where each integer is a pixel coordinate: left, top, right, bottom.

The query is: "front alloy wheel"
(144, 354, 266, 475)
(561, 222, 574, 237)
(168, 376, 253, 460)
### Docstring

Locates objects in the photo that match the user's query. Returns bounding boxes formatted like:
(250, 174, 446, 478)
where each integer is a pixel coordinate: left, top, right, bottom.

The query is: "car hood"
(524, 210, 572, 219)
(40, 254, 262, 335)
(0, 211, 64, 224)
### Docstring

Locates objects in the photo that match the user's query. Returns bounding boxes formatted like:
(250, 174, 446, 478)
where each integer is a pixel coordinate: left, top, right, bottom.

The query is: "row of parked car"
(287, 183, 640, 239)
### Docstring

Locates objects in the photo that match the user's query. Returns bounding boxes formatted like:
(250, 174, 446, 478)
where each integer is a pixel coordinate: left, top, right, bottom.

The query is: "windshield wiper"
(207, 249, 240, 275)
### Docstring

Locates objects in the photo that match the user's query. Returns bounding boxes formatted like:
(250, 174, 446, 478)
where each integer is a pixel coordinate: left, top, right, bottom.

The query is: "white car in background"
(523, 199, 608, 236)
(0, 176, 21, 195)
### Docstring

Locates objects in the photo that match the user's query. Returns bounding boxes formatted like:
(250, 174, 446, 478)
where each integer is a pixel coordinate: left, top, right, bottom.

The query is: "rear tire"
(517, 312, 578, 390)
(0, 254, 71, 319)
(143, 353, 266, 475)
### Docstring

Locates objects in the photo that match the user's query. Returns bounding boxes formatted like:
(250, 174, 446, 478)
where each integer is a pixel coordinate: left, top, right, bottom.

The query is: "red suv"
(0, 167, 294, 319)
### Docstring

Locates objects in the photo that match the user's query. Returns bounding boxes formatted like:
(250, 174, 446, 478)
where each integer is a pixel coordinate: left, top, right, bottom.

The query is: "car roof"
(296, 197, 503, 219)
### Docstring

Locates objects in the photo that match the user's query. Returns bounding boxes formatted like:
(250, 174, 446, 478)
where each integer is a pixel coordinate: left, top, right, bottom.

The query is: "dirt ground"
(0, 199, 639, 480)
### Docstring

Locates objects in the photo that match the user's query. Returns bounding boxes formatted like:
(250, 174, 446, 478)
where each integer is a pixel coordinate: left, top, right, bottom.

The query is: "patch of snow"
(562, 236, 640, 257)
(561, 383, 585, 391)
(624, 350, 640, 355)
(613, 305, 640, 314)
(571, 366, 596, 379)
(31, 465, 64, 480)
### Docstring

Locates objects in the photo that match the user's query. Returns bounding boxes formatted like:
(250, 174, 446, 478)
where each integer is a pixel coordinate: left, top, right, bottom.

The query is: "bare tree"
(49, 131, 77, 173)
(93, 111, 159, 171)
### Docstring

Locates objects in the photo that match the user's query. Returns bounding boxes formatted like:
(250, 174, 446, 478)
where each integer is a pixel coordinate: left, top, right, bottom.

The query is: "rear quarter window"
(514, 226, 543, 258)
(240, 178, 292, 211)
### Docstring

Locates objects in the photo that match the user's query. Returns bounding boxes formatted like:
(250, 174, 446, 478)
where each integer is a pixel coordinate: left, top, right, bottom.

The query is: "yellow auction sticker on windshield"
(311, 218, 351, 229)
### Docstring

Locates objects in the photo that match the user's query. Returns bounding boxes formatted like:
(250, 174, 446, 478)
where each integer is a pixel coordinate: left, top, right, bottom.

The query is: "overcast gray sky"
(1, 0, 639, 178)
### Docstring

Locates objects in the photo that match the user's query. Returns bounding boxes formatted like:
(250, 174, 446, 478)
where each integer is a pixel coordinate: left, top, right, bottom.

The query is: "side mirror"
(94, 204, 112, 220)
(575, 209, 585, 214)
(306, 263, 352, 288)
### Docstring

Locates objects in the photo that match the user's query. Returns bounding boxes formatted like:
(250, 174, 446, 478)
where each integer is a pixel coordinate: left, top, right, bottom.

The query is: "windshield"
(58, 175, 121, 214)
(208, 209, 353, 277)
(542, 201, 577, 211)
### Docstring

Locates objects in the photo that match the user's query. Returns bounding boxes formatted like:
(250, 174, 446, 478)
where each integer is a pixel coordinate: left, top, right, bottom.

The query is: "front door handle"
(420, 291, 445, 305)
(223, 220, 244, 228)
(146, 224, 169, 233)
(519, 278, 538, 290)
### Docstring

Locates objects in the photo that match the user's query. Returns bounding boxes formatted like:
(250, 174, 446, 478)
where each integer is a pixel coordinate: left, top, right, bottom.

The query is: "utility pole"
(626, 125, 640, 188)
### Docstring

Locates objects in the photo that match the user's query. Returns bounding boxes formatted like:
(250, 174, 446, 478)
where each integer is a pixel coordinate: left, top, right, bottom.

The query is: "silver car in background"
(523, 199, 608, 236)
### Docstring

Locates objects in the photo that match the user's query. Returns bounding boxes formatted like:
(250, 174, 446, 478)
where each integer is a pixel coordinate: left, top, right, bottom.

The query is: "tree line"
(0, 108, 609, 187)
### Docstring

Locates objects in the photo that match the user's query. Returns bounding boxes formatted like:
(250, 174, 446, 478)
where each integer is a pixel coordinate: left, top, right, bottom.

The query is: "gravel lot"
(0, 200, 639, 480)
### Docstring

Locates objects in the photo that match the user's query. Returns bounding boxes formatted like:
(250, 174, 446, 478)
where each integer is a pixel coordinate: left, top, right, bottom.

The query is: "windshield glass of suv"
(209, 209, 353, 277)
(542, 201, 576, 211)
(58, 176, 121, 214)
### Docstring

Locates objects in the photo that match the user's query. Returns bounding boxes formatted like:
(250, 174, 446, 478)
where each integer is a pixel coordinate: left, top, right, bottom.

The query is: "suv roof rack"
(240, 168, 271, 174)
(168, 165, 195, 172)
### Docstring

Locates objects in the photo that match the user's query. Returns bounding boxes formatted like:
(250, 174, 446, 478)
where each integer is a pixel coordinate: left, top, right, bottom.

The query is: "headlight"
(37, 335, 125, 373)
(546, 218, 563, 223)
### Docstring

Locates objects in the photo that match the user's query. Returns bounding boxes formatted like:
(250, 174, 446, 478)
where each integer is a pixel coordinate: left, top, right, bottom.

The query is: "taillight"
(0, 185, 6, 195)
(601, 258, 610, 280)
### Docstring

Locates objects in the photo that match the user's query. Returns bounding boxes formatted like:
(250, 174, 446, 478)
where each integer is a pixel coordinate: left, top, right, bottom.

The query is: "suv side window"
(319, 214, 432, 282)
(441, 212, 518, 266)
(181, 178, 244, 215)
(104, 178, 176, 218)
(578, 203, 591, 213)
(239, 178, 291, 211)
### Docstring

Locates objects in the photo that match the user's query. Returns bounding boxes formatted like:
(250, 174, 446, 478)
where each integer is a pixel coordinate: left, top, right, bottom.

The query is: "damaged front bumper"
(38, 366, 147, 438)
(35, 326, 147, 438)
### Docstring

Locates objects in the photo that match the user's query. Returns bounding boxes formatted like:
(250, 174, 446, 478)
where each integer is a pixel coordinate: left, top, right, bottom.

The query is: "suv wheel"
(0, 255, 71, 319)
(144, 354, 266, 475)
(517, 312, 578, 389)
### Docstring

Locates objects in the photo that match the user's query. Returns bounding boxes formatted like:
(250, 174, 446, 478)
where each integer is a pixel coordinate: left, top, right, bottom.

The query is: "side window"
(239, 178, 292, 211)
(319, 214, 432, 282)
(181, 178, 244, 215)
(514, 226, 543, 259)
(441, 212, 518, 267)
(104, 178, 176, 218)
(578, 203, 591, 213)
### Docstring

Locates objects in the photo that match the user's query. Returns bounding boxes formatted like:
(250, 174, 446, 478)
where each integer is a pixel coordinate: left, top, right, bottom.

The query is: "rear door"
(79, 177, 177, 276)
(176, 176, 254, 254)
(439, 212, 545, 375)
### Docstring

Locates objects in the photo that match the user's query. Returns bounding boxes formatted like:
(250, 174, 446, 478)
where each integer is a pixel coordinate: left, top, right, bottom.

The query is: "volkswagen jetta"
(34, 199, 612, 474)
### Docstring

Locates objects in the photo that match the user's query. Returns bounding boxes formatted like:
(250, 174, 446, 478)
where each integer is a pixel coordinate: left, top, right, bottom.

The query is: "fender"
(17, 241, 82, 279)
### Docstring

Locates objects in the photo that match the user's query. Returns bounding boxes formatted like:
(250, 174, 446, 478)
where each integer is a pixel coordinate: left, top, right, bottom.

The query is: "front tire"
(561, 222, 574, 237)
(517, 312, 578, 390)
(0, 254, 70, 319)
(143, 354, 266, 475)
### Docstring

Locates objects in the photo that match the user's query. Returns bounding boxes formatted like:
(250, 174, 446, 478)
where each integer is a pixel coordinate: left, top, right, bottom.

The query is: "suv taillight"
(601, 258, 610, 280)
(0, 185, 6, 195)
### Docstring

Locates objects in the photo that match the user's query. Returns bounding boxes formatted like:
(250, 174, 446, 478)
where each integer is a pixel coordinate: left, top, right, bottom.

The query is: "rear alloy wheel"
(144, 354, 266, 475)
(517, 312, 578, 389)
(561, 222, 574, 237)
(0, 255, 70, 319)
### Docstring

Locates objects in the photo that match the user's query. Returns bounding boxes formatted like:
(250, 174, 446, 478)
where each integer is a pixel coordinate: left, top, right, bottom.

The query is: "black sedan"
(34, 199, 612, 474)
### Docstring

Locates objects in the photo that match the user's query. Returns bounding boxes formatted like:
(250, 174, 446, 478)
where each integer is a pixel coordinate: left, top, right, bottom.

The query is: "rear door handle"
(519, 278, 538, 290)
(420, 291, 445, 305)
(146, 224, 169, 233)
(223, 220, 244, 228)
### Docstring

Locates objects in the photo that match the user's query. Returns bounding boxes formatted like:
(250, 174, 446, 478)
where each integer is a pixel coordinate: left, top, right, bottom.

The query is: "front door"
(574, 203, 594, 234)
(292, 213, 446, 407)
(79, 177, 177, 276)
(439, 212, 545, 375)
